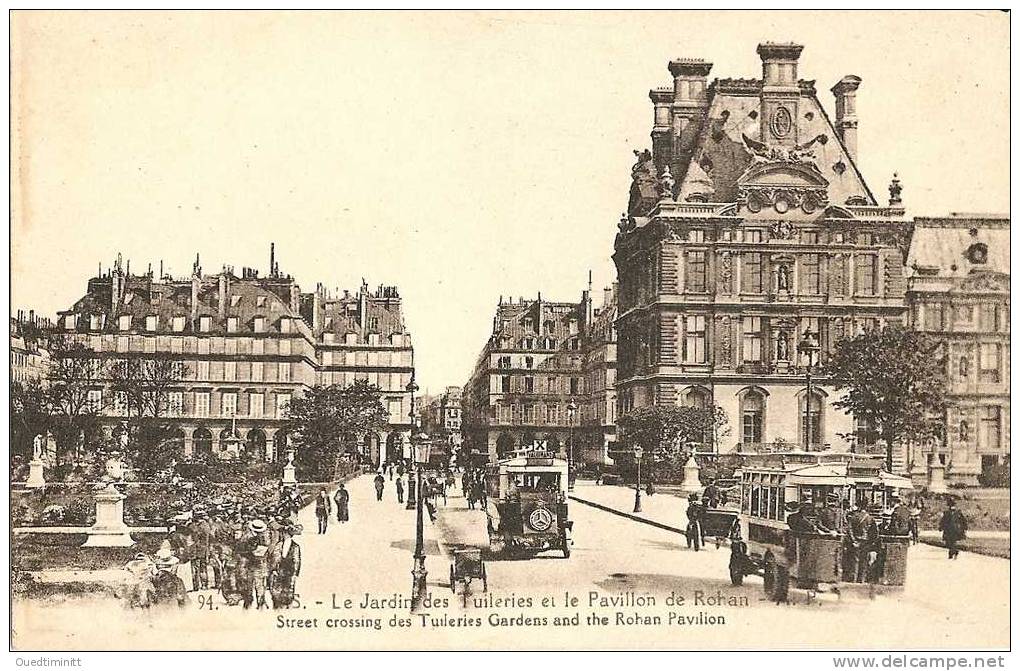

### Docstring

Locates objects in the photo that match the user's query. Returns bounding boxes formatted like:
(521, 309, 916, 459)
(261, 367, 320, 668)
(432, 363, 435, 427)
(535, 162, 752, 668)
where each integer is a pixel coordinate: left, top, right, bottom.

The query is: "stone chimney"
(218, 272, 228, 319)
(667, 59, 712, 156)
(831, 75, 862, 162)
(649, 88, 674, 168)
(757, 42, 804, 146)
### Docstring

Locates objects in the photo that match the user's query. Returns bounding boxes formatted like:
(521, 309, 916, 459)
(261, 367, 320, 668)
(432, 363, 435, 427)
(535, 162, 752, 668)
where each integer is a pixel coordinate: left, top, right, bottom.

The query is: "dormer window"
(145, 315, 158, 331)
(280, 318, 292, 334)
(118, 315, 132, 331)
(256, 295, 267, 307)
(199, 316, 212, 332)
(64, 314, 77, 330)
(89, 314, 102, 330)
(253, 316, 267, 333)
(966, 243, 988, 265)
(172, 316, 186, 332)
(230, 295, 242, 307)
(227, 316, 240, 332)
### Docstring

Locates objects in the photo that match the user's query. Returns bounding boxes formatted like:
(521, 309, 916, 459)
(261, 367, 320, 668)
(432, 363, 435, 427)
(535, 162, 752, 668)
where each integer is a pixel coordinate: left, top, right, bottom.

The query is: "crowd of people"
(125, 485, 306, 610)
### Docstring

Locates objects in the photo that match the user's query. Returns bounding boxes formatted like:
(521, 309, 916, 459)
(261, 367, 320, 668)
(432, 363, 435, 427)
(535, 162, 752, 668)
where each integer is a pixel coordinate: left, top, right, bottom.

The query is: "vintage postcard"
(8, 10, 1011, 655)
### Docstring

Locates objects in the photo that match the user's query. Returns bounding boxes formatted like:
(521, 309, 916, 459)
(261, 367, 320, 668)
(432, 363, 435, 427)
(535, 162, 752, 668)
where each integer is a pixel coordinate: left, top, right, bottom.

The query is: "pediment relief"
(958, 272, 1009, 293)
(737, 161, 830, 189)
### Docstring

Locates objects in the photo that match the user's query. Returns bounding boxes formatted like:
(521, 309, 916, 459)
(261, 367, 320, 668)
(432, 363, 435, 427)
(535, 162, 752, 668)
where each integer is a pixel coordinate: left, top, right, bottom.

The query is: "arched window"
(272, 430, 289, 462)
(741, 391, 765, 447)
(685, 387, 710, 409)
(246, 428, 267, 462)
(193, 428, 212, 458)
(800, 391, 825, 448)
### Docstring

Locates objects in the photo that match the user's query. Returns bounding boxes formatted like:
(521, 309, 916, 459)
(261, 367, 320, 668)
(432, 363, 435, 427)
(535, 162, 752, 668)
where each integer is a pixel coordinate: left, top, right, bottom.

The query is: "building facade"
(463, 294, 591, 461)
(11, 311, 52, 385)
(55, 250, 414, 466)
(422, 385, 465, 463)
(905, 215, 1010, 484)
(614, 43, 911, 457)
(579, 285, 618, 464)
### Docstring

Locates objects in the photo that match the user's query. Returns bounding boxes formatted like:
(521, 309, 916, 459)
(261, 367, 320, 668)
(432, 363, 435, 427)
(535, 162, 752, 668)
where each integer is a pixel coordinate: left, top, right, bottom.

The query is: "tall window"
(742, 317, 763, 362)
(924, 304, 945, 332)
(224, 361, 236, 382)
(980, 406, 1001, 451)
(114, 392, 129, 416)
(979, 343, 1001, 383)
(855, 255, 877, 295)
(524, 356, 534, 369)
(252, 361, 263, 382)
(831, 256, 847, 296)
(221, 392, 237, 418)
(800, 393, 824, 447)
(276, 393, 291, 419)
(978, 303, 997, 331)
(855, 415, 877, 449)
(498, 355, 511, 368)
(167, 392, 184, 417)
(800, 254, 821, 294)
(570, 377, 580, 395)
(279, 362, 291, 382)
(249, 393, 264, 418)
(741, 253, 765, 294)
(87, 390, 103, 413)
(684, 315, 706, 363)
(194, 392, 210, 418)
(524, 376, 534, 393)
(741, 392, 764, 446)
(500, 376, 511, 393)
(686, 251, 707, 293)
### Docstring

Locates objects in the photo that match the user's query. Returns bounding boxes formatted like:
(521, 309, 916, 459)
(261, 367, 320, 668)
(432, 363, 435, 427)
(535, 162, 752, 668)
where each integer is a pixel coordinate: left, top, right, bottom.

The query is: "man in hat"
(315, 487, 331, 534)
(270, 521, 302, 608)
(334, 483, 350, 523)
(151, 548, 189, 607)
(242, 519, 272, 609)
(886, 493, 912, 537)
(846, 501, 880, 582)
(190, 505, 213, 591)
(816, 492, 843, 535)
(395, 474, 405, 504)
(374, 471, 386, 501)
(785, 500, 818, 533)
(685, 493, 704, 551)
(703, 478, 721, 509)
(938, 497, 967, 559)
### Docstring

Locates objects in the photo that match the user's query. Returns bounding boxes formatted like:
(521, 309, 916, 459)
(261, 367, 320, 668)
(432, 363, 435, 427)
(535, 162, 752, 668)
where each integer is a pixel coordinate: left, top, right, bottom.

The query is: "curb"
(569, 494, 689, 538)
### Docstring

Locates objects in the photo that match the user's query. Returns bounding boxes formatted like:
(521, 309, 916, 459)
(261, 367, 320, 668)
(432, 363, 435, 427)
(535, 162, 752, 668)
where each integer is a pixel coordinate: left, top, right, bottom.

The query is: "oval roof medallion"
(771, 106, 793, 138)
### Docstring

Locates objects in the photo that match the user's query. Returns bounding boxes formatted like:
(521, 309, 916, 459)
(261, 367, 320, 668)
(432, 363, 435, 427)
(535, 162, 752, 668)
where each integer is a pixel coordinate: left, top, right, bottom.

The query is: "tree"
(285, 380, 389, 480)
(822, 325, 948, 472)
(108, 357, 189, 477)
(46, 335, 106, 460)
(617, 404, 726, 464)
(10, 380, 51, 459)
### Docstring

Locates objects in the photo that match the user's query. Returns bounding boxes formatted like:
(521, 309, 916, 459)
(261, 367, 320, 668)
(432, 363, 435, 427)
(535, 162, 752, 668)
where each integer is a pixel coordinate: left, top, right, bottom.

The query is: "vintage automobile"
(484, 450, 572, 558)
(725, 451, 914, 602)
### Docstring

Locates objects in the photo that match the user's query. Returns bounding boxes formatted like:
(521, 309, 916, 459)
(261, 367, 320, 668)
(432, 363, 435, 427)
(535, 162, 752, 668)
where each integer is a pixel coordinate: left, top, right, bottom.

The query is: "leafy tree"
(10, 380, 51, 459)
(822, 325, 948, 472)
(285, 380, 388, 480)
(618, 404, 726, 464)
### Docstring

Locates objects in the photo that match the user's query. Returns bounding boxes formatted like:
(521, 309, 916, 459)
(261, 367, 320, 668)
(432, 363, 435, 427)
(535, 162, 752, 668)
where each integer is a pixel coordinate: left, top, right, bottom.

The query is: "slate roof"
(906, 216, 1010, 278)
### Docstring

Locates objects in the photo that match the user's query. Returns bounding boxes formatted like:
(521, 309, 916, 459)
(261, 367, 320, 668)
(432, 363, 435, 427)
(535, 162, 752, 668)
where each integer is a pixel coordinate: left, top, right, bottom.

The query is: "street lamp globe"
(797, 330, 821, 364)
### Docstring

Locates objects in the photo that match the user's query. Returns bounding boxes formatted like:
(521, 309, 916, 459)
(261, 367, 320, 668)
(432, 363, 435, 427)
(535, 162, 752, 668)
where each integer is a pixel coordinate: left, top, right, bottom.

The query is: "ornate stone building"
(615, 43, 911, 456)
(905, 215, 1010, 485)
(462, 293, 591, 460)
(579, 285, 618, 464)
(10, 311, 52, 385)
(55, 249, 414, 466)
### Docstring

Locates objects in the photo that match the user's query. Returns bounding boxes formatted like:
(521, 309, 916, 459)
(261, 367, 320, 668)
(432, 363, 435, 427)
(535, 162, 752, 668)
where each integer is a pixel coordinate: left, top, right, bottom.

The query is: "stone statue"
(658, 166, 676, 200)
(777, 332, 790, 361)
(32, 434, 43, 460)
(777, 264, 791, 292)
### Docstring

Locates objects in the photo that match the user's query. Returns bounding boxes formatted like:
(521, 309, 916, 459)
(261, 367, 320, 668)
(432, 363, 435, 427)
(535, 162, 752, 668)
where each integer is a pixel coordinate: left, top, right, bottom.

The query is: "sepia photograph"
(7, 9, 1011, 659)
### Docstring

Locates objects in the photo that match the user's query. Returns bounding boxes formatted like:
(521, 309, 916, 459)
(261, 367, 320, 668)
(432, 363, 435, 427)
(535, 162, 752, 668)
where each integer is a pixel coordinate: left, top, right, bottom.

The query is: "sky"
(10, 11, 1010, 393)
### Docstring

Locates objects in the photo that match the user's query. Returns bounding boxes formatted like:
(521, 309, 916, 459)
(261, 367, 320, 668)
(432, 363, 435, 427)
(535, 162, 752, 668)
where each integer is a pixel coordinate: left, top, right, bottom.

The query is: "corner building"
(615, 43, 910, 455)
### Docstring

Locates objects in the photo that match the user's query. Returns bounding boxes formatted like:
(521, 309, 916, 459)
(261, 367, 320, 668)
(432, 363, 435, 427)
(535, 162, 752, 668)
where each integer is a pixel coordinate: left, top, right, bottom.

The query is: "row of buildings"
(24, 247, 416, 466)
(461, 42, 1009, 486)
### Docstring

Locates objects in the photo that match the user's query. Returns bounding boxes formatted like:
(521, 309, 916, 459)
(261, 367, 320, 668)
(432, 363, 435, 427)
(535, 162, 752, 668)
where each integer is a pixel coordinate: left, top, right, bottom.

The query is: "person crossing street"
(374, 472, 386, 501)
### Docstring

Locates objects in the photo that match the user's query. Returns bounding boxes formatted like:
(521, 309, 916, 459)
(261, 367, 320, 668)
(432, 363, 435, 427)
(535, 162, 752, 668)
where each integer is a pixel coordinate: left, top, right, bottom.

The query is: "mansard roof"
(907, 215, 1010, 279)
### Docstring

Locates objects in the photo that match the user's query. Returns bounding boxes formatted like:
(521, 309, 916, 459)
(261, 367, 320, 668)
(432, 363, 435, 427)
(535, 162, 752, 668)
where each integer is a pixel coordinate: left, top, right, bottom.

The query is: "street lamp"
(633, 446, 643, 513)
(410, 433, 431, 612)
(405, 378, 420, 511)
(797, 330, 821, 451)
(566, 398, 578, 491)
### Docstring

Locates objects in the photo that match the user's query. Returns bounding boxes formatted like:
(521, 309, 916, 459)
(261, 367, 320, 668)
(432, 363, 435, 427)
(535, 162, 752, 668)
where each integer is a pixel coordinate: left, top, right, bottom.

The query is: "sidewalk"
(569, 482, 691, 534)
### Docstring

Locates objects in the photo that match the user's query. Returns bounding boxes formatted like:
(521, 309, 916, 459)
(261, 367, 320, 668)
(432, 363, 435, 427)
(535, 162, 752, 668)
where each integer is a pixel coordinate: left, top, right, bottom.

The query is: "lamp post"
(566, 398, 578, 491)
(797, 330, 821, 451)
(405, 378, 419, 511)
(633, 446, 643, 513)
(410, 431, 431, 612)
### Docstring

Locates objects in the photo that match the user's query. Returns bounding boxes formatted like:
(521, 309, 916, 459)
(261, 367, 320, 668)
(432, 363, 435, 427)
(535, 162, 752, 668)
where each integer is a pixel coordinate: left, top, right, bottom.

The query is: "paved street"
(12, 474, 1010, 650)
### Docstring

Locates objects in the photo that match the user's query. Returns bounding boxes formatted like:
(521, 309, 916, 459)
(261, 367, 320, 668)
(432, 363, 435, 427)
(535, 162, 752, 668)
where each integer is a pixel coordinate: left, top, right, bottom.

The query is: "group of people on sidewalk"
(314, 482, 350, 533)
(127, 487, 305, 610)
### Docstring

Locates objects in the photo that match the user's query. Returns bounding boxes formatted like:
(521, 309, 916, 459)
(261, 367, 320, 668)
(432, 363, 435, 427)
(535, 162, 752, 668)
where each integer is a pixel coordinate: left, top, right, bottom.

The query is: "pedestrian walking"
(396, 476, 405, 504)
(244, 519, 272, 610)
(374, 472, 386, 501)
(334, 483, 350, 523)
(939, 497, 967, 559)
(269, 522, 302, 609)
(686, 493, 704, 551)
(315, 488, 331, 534)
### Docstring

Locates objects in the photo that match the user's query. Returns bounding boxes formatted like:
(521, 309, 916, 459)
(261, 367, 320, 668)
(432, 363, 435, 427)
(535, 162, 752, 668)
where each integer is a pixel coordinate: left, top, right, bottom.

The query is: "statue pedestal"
(82, 484, 135, 547)
(25, 460, 46, 489)
(927, 462, 948, 494)
(282, 463, 297, 487)
(680, 458, 702, 494)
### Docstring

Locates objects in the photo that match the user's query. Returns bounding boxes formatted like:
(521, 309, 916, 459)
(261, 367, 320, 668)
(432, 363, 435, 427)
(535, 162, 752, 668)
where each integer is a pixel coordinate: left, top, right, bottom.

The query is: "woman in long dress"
(334, 483, 350, 523)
